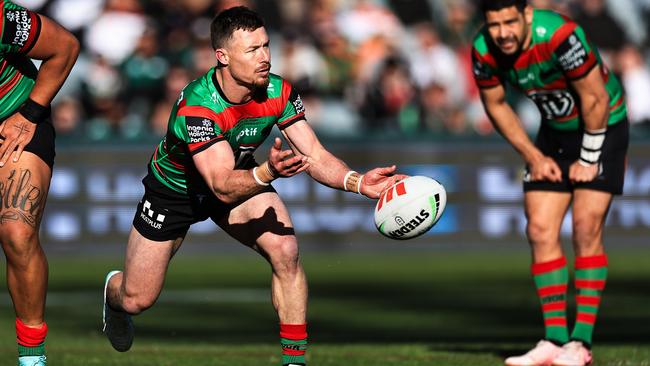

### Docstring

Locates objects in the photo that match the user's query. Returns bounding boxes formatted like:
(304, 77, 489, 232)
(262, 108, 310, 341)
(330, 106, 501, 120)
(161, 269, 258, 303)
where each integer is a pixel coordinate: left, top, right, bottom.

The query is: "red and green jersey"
(472, 9, 626, 131)
(150, 68, 306, 194)
(0, 0, 40, 120)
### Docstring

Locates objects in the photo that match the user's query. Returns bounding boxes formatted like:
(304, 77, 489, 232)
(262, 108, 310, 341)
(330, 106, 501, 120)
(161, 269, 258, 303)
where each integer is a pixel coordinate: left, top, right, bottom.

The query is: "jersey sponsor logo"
(472, 57, 492, 81)
(140, 200, 165, 230)
(518, 72, 536, 85)
(3, 10, 32, 48)
(186, 117, 217, 143)
(292, 94, 305, 114)
(556, 33, 588, 71)
(235, 127, 259, 142)
(529, 90, 575, 120)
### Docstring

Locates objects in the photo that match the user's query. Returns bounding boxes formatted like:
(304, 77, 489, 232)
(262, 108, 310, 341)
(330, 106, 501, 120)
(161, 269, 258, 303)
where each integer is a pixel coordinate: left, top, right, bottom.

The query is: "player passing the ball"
(0, 2, 79, 365)
(101, 6, 404, 366)
(473, 1, 628, 365)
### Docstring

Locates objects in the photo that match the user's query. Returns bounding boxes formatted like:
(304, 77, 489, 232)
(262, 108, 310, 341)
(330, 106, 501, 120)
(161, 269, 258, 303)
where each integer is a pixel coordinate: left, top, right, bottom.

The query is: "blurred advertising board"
(41, 142, 650, 253)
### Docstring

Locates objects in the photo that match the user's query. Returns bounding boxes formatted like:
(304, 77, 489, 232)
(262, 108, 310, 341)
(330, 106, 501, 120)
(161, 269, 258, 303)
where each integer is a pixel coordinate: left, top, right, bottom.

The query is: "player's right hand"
(267, 137, 309, 177)
(528, 155, 562, 182)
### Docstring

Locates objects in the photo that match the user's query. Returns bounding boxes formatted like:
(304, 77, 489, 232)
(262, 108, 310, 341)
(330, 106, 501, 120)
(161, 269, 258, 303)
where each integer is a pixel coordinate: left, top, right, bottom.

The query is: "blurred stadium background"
(0, 0, 649, 364)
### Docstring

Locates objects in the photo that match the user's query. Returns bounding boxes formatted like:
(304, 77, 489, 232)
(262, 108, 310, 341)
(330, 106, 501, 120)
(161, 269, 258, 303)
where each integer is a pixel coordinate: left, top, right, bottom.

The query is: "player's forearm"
(28, 34, 79, 106)
(580, 93, 609, 132)
(209, 169, 268, 204)
(305, 149, 354, 191)
(487, 103, 543, 164)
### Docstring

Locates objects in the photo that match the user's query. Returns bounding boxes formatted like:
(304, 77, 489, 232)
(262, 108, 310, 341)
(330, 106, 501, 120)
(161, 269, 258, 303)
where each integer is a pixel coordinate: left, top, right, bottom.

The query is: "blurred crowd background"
(16, 0, 650, 144)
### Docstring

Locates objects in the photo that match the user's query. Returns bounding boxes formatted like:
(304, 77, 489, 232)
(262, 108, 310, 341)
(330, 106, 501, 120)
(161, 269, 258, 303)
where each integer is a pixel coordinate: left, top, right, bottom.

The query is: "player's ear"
(215, 48, 229, 66)
(524, 5, 533, 25)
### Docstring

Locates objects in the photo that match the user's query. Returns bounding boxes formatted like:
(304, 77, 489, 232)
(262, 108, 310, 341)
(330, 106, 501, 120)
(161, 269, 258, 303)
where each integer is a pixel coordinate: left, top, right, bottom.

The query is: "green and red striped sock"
(571, 254, 608, 347)
(16, 319, 47, 357)
(280, 323, 307, 366)
(532, 256, 570, 344)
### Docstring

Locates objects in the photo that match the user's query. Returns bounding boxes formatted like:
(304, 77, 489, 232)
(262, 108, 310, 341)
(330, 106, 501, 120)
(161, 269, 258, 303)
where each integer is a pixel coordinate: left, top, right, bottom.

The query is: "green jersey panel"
(151, 69, 307, 194)
(472, 9, 626, 131)
(0, 1, 41, 120)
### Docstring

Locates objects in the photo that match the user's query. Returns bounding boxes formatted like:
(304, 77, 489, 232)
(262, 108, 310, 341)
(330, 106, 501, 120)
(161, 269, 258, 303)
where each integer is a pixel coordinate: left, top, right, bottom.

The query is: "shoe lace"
(527, 340, 554, 358)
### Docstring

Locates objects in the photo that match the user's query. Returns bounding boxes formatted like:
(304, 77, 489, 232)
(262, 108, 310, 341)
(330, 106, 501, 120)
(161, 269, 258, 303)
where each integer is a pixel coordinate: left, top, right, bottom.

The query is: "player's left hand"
(359, 165, 408, 199)
(569, 160, 600, 183)
(0, 113, 36, 167)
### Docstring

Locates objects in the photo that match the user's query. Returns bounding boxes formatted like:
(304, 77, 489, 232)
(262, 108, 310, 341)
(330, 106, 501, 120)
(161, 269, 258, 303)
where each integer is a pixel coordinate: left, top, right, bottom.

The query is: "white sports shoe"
(552, 341, 592, 366)
(18, 355, 46, 366)
(505, 340, 563, 366)
(102, 270, 134, 352)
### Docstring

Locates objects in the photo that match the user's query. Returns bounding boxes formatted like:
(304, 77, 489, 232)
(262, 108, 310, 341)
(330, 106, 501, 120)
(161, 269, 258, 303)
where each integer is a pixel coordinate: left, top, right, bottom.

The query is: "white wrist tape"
(253, 167, 270, 186)
(343, 170, 356, 191)
(356, 175, 364, 195)
(580, 128, 606, 165)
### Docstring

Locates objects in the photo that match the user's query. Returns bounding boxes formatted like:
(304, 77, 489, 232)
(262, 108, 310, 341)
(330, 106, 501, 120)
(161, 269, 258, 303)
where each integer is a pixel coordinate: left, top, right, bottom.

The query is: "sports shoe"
(18, 355, 46, 366)
(552, 341, 592, 366)
(505, 340, 563, 366)
(102, 270, 134, 352)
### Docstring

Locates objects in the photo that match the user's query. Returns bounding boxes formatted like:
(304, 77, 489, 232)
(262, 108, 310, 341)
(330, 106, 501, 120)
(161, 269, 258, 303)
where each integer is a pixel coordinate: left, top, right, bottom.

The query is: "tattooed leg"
(0, 153, 51, 325)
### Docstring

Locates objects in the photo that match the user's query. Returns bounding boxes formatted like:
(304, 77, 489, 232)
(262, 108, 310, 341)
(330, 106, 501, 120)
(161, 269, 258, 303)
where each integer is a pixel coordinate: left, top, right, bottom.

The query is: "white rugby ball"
(374, 176, 447, 240)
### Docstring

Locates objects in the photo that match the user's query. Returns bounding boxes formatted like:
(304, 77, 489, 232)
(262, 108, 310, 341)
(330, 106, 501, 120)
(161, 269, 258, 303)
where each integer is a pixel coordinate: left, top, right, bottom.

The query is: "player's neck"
(214, 68, 254, 104)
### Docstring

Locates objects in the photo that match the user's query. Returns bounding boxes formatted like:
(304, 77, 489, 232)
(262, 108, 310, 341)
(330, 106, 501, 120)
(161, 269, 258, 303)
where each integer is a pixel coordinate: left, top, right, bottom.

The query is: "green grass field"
(1, 249, 649, 365)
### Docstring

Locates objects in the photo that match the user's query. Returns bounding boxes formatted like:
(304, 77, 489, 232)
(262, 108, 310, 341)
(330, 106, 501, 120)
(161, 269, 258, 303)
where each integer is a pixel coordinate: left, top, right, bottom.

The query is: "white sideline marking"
(0, 288, 270, 306)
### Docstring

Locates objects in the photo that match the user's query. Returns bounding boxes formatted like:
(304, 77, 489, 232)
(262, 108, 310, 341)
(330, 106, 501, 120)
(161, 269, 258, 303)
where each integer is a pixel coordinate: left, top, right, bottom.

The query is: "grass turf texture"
(0, 250, 648, 365)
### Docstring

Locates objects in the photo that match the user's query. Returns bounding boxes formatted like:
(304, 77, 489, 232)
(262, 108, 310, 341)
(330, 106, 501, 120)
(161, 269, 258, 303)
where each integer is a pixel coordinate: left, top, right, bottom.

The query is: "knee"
(573, 215, 602, 247)
(526, 219, 558, 247)
(266, 237, 300, 275)
(120, 291, 157, 315)
(0, 226, 39, 261)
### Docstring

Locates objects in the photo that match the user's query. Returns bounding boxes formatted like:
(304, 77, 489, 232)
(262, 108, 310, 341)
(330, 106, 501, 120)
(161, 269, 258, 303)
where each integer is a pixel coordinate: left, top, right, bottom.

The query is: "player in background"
(472, 1, 628, 365)
(101, 6, 404, 366)
(0, 1, 79, 366)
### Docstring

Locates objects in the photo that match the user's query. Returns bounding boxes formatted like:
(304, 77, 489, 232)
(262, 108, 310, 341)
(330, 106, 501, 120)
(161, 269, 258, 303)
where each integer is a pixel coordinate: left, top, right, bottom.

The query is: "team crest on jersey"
(3, 9, 32, 48)
(536, 26, 547, 37)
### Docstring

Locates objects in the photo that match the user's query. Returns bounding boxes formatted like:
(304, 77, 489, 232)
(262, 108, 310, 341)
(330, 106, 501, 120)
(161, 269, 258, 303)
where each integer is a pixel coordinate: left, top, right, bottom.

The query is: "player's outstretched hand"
(267, 137, 309, 178)
(568, 160, 599, 183)
(0, 113, 36, 167)
(529, 155, 562, 183)
(359, 165, 408, 199)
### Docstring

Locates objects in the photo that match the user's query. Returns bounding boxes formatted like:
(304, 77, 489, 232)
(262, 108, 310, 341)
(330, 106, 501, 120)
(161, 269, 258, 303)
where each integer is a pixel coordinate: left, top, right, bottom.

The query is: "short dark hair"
(210, 6, 265, 49)
(479, 0, 527, 14)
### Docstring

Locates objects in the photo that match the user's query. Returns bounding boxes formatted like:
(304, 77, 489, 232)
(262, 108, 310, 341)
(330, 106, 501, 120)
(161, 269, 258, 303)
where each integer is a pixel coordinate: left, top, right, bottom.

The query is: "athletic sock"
(280, 323, 307, 366)
(571, 254, 608, 347)
(532, 256, 570, 344)
(16, 319, 47, 357)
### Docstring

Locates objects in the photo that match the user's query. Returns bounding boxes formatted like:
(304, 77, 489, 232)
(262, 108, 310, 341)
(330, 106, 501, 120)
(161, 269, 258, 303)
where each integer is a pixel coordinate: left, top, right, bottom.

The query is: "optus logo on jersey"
(236, 128, 258, 141)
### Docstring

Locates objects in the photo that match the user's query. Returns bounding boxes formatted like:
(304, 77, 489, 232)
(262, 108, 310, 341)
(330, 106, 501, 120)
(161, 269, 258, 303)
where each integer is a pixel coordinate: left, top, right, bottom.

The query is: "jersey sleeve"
(276, 80, 306, 130)
(0, 2, 41, 54)
(550, 22, 598, 81)
(175, 99, 226, 155)
(472, 47, 502, 89)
